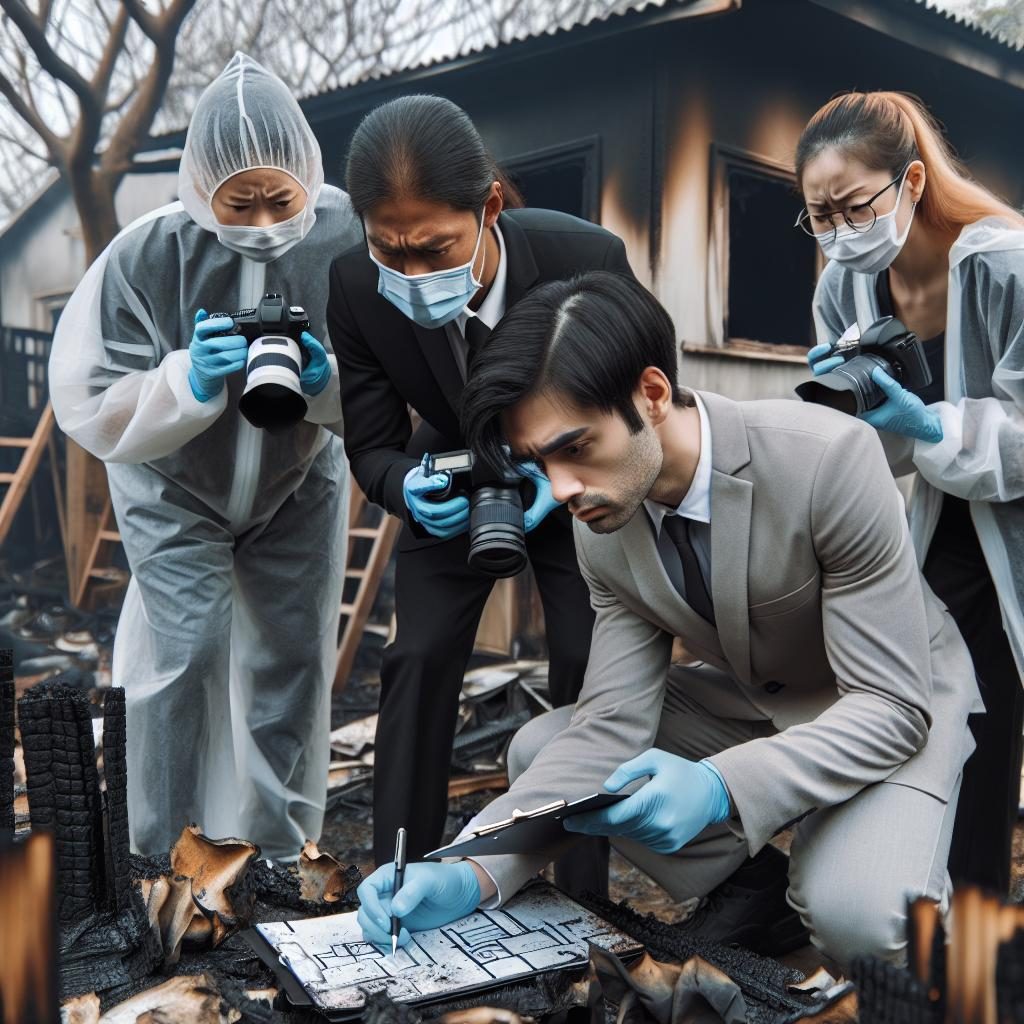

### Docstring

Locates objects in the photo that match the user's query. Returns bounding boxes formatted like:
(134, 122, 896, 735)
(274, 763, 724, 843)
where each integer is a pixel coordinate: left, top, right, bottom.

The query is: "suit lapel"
(411, 321, 465, 415)
(620, 511, 722, 653)
(408, 212, 539, 420)
(499, 212, 540, 309)
(699, 391, 753, 685)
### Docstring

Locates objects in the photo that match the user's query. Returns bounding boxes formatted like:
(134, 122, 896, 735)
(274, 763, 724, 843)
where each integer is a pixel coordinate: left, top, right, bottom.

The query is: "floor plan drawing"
(254, 881, 640, 1018)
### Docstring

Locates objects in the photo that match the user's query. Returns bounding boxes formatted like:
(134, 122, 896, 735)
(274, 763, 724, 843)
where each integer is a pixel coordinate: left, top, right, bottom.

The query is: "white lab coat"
(812, 216, 1024, 679)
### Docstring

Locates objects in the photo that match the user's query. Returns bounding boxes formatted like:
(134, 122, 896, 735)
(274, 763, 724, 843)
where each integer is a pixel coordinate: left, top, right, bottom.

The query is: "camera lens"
(794, 353, 890, 416)
(239, 335, 308, 433)
(467, 486, 527, 578)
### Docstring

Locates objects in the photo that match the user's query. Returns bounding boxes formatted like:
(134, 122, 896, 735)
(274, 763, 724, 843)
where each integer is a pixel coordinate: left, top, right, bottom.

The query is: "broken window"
(505, 137, 600, 222)
(709, 148, 820, 354)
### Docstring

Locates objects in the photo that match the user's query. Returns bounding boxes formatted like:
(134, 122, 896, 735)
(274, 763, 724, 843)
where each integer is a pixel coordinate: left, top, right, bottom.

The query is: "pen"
(391, 826, 407, 957)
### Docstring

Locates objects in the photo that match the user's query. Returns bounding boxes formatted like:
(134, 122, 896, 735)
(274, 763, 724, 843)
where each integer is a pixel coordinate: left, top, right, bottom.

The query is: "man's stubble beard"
(585, 424, 663, 534)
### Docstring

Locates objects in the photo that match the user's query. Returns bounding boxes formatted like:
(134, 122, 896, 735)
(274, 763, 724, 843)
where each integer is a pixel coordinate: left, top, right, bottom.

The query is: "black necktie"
(465, 315, 491, 350)
(663, 515, 715, 625)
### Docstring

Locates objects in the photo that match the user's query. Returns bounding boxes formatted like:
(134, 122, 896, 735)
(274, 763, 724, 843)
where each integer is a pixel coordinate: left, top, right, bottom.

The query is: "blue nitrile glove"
(517, 460, 562, 533)
(298, 331, 331, 396)
(187, 308, 247, 402)
(357, 861, 481, 949)
(806, 342, 845, 377)
(860, 367, 943, 443)
(564, 749, 732, 855)
(403, 456, 470, 539)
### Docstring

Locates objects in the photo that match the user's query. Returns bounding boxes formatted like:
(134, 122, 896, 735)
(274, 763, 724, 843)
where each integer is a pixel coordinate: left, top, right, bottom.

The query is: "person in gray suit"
(355, 271, 980, 967)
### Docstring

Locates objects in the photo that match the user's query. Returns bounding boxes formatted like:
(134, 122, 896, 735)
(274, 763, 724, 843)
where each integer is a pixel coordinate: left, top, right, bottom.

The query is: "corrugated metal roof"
(299, 0, 734, 97)
(911, 0, 1023, 53)
(298, 0, 1021, 98)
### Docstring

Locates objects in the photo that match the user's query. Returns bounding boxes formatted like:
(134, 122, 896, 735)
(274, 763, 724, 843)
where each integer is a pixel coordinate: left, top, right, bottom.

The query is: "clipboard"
(424, 792, 627, 860)
(242, 879, 642, 1020)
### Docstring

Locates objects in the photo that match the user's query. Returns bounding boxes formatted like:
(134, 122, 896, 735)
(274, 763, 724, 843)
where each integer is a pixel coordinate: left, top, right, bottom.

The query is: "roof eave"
(807, 0, 1024, 91)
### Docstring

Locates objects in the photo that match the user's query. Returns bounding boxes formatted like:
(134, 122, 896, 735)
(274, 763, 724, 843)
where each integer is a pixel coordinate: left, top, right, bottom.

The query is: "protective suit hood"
(178, 52, 323, 251)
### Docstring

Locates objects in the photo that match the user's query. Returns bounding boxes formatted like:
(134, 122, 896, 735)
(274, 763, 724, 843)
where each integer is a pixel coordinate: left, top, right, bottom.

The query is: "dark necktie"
(464, 315, 491, 351)
(663, 515, 715, 625)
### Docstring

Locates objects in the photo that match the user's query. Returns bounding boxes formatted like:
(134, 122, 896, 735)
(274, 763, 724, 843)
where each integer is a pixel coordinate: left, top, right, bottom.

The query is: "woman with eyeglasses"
(795, 90, 1024, 895)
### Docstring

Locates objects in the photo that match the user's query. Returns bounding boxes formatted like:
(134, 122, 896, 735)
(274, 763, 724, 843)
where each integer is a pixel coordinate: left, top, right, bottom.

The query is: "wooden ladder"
(0, 401, 62, 550)
(334, 483, 401, 693)
(72, 498, 126, 608)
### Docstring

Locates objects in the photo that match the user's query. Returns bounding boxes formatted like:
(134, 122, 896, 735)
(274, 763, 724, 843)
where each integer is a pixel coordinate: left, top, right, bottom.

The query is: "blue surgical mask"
(370, 213, 487, 328)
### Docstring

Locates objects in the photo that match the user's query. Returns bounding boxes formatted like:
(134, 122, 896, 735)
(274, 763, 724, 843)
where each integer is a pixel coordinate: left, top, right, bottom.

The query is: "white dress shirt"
(643, 393, 713, 597)
(445, 223, 508, 381)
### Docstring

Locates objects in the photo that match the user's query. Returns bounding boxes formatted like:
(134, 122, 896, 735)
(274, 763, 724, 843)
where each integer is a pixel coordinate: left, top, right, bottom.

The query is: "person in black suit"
(327, 95, 635, 867)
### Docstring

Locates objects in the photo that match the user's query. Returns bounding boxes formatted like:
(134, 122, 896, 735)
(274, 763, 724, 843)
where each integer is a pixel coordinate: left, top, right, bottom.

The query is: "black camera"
(795, 316, 932, 417)
(423, 449, 529, 578)
(205, 293, 311, 432)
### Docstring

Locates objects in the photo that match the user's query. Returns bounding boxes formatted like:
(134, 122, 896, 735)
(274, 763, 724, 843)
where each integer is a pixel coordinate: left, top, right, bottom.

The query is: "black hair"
(345, 94, 523, 217)
(461, 271, 691, 473)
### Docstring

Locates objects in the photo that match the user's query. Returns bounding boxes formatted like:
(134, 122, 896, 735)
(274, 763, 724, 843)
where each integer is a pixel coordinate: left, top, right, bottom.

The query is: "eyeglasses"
(794, 164, 910, 242)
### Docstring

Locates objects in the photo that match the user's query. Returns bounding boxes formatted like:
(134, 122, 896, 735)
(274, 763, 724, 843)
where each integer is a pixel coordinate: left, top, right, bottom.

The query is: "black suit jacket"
(327, 207, 634, 539)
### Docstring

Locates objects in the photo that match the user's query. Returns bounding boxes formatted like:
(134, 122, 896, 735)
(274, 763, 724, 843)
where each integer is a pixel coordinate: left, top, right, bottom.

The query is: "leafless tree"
(0, 0, 197, 263)
(0, 0, 629, 243)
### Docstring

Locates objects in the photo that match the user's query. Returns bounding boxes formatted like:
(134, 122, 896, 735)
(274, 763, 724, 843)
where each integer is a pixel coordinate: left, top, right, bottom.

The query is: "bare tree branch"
(121, 0, 160, 41)
(0, 124, 47, 161)
(91, 1, 129, 97)
(0, 64, 63, 157)
(1, 0, 101, 121)
(102, 0, 198, 174)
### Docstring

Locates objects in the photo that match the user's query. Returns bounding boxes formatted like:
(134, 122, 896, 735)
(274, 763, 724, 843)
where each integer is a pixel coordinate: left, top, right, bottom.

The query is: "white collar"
(457, 222, 507, 333)
(644, 393, 712, 534)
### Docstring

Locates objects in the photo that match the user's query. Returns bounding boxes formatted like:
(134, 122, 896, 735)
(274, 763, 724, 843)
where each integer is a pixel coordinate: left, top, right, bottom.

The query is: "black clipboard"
(424, 792, 627, 860)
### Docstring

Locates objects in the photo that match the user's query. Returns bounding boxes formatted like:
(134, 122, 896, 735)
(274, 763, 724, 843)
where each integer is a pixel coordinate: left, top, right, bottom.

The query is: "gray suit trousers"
(508, 661, 963, 968)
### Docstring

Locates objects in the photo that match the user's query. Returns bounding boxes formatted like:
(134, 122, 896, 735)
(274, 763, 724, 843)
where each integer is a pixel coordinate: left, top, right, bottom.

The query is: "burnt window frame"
(704, 144, 823, 362)
(502, 136, 602, 223)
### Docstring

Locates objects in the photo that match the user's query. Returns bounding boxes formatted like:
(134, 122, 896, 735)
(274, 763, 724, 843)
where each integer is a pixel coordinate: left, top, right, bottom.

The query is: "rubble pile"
(0, 562, 117, 685)
(327, 661, 551, 807)
(0, 666, 361, 1020)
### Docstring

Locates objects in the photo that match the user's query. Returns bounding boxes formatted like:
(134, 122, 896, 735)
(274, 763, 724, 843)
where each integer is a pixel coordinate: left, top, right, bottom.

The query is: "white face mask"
(214, 205, 314, 263)
(817, 173, 917, 275)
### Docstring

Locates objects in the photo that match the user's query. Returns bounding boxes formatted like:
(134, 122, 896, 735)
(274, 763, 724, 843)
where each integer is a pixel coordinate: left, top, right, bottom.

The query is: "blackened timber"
(0, 649, 13, 838)
(102, 689, 132, 913)
(18, 680, 105, 924)
(576, 891, 811, 1021)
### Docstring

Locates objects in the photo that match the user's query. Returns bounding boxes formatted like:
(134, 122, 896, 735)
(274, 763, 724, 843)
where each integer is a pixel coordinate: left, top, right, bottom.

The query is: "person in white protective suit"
(48, 53, 361, 860)
(794, 90, 1024, 895)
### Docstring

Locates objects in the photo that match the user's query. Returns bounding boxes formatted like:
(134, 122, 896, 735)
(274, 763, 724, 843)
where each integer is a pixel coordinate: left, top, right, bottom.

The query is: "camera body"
(795, 316, 932, 416)
(423, 449, 529, 578)
(230, 293, 310, 345)
(205, 293, 311, 432)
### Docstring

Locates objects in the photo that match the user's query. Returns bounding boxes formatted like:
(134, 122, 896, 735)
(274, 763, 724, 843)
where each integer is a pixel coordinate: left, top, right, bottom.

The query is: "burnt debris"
(16, 676, 159, 999)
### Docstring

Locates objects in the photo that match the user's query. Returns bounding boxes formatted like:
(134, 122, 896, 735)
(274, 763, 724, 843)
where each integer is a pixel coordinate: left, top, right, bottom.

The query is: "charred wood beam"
(18, 679, 105, 924)
(849, 956, 937, 1023)
(101, 688, 132, 913)
(0, 649, 13, 839)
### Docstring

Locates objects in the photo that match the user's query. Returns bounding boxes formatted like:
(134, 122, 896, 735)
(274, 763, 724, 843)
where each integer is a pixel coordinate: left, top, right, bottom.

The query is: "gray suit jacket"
(463, 392, 980, 901)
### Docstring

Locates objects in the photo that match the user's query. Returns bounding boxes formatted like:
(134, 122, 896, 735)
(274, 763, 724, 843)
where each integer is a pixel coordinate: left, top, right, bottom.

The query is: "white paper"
(255, 883, 639, 1017)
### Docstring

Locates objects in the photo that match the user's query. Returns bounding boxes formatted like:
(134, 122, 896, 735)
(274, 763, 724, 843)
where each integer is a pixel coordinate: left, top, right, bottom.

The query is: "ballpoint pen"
(391, 826, 407, 957)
